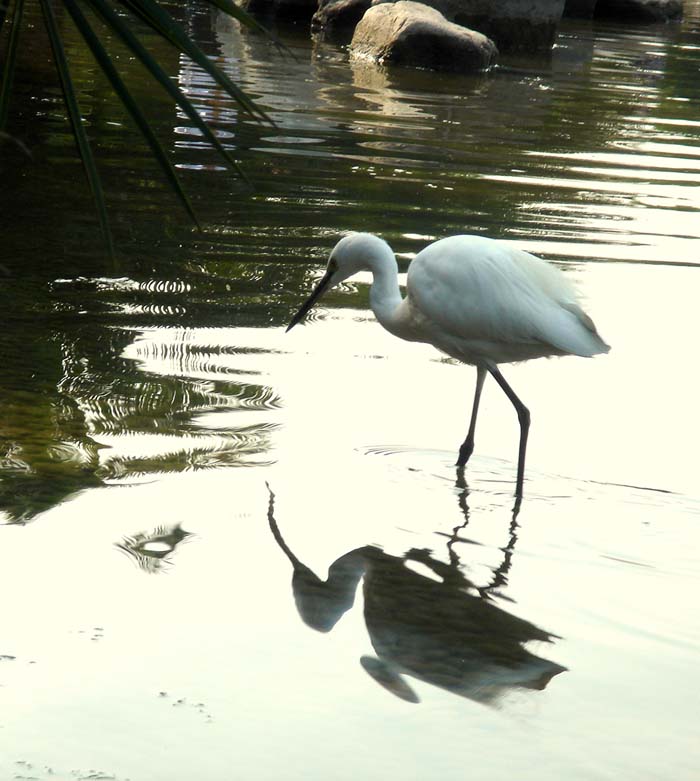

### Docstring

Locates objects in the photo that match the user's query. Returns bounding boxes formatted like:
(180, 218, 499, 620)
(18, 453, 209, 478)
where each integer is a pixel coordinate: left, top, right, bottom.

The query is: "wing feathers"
(407, 237, 609, 362)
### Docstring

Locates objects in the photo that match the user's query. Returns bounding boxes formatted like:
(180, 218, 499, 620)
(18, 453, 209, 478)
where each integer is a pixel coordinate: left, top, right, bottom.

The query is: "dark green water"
(1, 4, 699, 780)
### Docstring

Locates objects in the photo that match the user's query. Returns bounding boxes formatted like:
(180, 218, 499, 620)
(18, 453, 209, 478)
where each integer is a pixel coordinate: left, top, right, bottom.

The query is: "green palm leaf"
(39, 0, 115, 258)
(0, 0, 24, 131)
(120, 0, 272, 124)
(202, 0, 287, 52)
(1, 0, 275, 255)
(63, 0, 201, 228)
(89, 0, 248, 179)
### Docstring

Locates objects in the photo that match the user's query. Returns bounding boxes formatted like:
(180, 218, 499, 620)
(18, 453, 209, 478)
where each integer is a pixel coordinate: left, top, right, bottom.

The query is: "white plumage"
(287, 232, 609, 502)
(405, 235, 608, 362)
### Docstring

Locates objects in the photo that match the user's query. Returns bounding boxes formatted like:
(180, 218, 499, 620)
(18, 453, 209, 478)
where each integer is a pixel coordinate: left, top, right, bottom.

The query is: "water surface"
(1, 4, 700, 780)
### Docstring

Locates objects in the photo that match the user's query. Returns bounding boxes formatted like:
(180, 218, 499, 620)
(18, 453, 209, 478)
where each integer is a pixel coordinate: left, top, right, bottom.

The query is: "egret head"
(286, 233, 391, 332)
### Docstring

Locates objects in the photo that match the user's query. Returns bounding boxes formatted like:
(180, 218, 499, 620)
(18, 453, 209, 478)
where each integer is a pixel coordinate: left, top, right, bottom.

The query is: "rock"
(312, 0, 375, 42)
(563, 0, 598, 17)
(594, 0, 682, 21)
(239, 0, 318, 22)
(418, 0, 567, 52)
(350, 1, 498, 72)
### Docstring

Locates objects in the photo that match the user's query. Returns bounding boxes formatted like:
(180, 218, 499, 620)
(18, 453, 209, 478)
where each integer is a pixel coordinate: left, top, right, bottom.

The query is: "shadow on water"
(266, 480, 566, 706)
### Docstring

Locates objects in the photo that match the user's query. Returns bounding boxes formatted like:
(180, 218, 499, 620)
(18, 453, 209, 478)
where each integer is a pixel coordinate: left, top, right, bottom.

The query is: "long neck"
(368, 251, 404, 335)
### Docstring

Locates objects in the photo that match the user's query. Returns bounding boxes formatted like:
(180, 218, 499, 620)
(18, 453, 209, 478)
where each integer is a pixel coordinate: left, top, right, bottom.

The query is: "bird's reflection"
(267, 478, 565, 705)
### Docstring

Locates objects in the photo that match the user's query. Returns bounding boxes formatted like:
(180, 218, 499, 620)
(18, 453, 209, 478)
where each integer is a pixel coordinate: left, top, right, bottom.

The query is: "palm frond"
(39, 0, 115, 257)
(4, 0, 277, 254)
(0, 0, 24, 131)
(63, 0, 201, 228)
(201, 0, 290, 56)
(89, 0, 248, 179)
(120, 0, 273, 124)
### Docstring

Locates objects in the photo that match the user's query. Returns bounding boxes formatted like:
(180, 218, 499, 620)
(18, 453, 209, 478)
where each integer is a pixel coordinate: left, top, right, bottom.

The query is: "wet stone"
(350, 1, 498, 73)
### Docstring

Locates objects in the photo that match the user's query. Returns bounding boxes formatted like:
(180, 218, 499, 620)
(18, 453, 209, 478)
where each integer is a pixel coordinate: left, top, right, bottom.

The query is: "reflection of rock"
(566, 0, 683, 19)
(349, 56, 441, 119)
(595, 0, 682, 21)
(350, 2, 498, 73)
(267, 486, 566, 706)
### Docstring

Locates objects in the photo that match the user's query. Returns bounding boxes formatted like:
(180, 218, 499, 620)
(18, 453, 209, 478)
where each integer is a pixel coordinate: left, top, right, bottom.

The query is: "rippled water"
(1, 3, 700, 780)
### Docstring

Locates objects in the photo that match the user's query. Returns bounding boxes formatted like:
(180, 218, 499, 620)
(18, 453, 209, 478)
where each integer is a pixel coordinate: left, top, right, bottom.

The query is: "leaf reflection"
(267, 482, 565, 706)
(116, 523, 193, 574)
(0, 323, 278, 523)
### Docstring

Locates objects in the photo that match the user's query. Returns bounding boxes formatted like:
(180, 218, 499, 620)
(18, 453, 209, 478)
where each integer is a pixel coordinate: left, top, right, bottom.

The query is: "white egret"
(287, 233, 609, 499)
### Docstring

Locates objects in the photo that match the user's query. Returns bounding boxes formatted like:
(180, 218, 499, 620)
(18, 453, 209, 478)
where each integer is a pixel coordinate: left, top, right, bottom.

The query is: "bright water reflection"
(1, 2, 700, 779)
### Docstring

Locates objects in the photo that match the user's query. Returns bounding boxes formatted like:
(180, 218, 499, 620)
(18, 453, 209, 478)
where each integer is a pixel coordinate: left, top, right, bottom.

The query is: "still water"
(1, 2, 700, 779)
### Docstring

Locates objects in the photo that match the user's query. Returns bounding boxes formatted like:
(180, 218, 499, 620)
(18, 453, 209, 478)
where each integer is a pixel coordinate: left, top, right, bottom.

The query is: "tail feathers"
(543, 303, 610, 357)
(583, 332, 611, 356)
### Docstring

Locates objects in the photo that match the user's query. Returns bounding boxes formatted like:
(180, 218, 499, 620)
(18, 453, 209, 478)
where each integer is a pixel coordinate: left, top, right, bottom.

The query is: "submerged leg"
(487, 365, 531, 499)
(456, 366, 487, 467)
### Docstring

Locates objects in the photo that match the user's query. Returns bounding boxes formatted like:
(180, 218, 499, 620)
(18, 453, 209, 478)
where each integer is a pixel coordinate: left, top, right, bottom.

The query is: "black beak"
(286, 269, 335, 332)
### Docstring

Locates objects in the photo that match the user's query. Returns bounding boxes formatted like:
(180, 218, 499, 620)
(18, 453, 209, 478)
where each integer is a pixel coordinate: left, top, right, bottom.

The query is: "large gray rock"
(594, 0, 682, 21)
(312, 0, 374, 42)
(420, 0, 567, 51)
(350, 1, 498, 72)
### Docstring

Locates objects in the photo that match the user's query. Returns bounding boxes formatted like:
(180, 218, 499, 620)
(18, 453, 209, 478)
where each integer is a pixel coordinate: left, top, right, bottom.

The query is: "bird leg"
(487, 365, 531, 499)
(456, 366, 487, 467)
